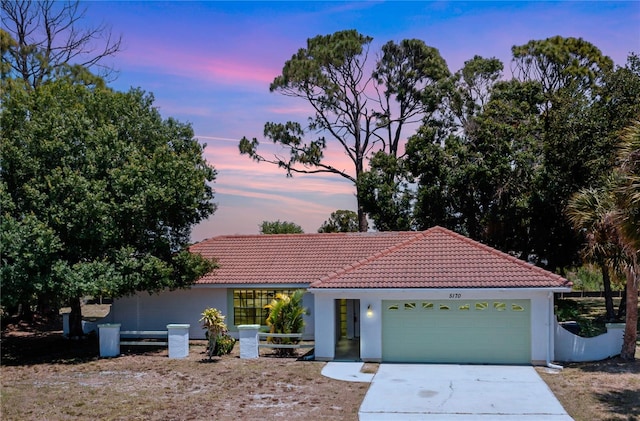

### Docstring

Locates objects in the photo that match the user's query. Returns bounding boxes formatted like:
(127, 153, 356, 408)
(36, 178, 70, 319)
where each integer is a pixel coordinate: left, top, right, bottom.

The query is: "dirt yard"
(537, 358, 640, 421)
(1, 323, 638, 421)
(1, 328, 368, 420)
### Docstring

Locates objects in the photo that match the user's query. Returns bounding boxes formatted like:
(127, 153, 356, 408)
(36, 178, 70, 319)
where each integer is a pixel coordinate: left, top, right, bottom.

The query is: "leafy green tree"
(511, 36, 616, 270)
(382, 56, 508, 236)
(1, 78, 216, 336)
(240, 30, 450, 232)
(259, 220, 304, 234)
(317, 210, 360, 233)
(447, 55, 504, 135)
(265, 290, 308, 356)
(411, 78, 544, 250)
(1, 0, 121, 88)
(358, 151, 415, 231)
(511, 36, 613, 100)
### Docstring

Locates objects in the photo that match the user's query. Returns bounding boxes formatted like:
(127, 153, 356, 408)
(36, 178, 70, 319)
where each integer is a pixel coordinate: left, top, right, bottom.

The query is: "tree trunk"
(357, 202, 368, 232)
(620, 263, 638, 361)
(617, 284, 627, 319)
(19, 301, 34, 322)
(601, 265, 616, 321)
(68, 296, 84, 338)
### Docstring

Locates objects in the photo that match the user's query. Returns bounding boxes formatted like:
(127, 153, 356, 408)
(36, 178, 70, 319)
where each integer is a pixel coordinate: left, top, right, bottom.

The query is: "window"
(422, 302, 434, 310)
(232, 289, 297, 326)
(493, 302, 507, 311)
(475, 302, 488, 311)
(404, 302, 416, 310)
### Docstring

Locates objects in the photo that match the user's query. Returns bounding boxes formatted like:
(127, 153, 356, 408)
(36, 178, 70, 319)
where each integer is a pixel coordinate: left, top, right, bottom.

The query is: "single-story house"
(107, 226, 572, 365)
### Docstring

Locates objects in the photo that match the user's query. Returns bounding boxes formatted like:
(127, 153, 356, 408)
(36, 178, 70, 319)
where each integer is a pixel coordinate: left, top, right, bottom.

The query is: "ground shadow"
(567, 357, 640, 375)
(1, 332, 100, 366)
(594, 388, 640, 419)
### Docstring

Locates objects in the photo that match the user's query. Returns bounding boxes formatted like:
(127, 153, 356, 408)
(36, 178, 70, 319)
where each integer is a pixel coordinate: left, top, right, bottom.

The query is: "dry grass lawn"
(1, 329, 368, 420)
(538, 357, 639, 421)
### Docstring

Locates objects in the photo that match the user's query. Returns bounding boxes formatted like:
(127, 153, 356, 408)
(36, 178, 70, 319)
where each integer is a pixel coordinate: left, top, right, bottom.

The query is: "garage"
(382, 299, 531, 364)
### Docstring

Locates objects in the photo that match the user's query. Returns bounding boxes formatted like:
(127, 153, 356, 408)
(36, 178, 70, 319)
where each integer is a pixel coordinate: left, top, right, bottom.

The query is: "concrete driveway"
(358, 364, 572, 420)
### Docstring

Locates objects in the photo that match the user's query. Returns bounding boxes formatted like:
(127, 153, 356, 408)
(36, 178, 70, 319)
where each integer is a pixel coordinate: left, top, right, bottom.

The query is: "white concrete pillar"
(360, 298, 382, 362)
(98, 323, 121, 357)
(238, 324, 260, 359)
(167, 324, 190, 359)
(313, 295, 336, 361)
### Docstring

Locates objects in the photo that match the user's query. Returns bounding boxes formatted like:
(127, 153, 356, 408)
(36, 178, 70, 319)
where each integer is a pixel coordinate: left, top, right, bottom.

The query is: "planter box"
(98, 324, 121, 357)
(238, 324, 260, 359)
(167, 324, 190, 359)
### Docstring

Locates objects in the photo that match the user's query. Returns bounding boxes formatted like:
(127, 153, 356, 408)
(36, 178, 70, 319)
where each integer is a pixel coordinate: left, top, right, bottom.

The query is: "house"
(107, 226, 572, 365)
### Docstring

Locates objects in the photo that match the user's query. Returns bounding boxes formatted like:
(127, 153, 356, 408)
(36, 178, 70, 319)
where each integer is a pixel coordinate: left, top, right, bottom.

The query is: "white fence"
(554, 318, 625, 362)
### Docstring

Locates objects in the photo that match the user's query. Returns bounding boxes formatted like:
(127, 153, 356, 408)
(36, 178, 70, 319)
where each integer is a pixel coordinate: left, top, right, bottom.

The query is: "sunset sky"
(83, 1, 639, 241)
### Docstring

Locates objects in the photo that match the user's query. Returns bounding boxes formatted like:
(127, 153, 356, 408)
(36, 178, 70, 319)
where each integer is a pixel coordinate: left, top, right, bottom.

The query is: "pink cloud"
(119, 43, 278, 87)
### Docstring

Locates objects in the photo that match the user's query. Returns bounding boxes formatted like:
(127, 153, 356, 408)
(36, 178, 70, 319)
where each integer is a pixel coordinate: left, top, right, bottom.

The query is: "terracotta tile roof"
(311, 227, 571, 289)
(190, 226, 571, 289)
(190, 231, 417, 285)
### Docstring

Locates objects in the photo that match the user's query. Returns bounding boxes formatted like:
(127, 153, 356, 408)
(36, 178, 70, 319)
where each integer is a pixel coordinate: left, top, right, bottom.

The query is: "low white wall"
(108, 286, 228, 340)
(554, 319, 625, 362)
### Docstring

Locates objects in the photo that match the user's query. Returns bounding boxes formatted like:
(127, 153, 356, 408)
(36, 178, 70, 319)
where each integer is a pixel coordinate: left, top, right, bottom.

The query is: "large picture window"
(232, 289, 297, 326)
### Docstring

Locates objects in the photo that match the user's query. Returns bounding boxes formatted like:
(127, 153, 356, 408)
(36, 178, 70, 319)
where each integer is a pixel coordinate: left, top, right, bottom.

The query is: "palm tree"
(614, 120, 639, 361)
(567, 185, 625, 321)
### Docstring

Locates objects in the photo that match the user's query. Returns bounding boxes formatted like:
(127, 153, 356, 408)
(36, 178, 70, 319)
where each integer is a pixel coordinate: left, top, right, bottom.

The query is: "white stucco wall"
(107, 286, 228, 339)
(312, 288, 565, 364)
(106, 286, 315, 341)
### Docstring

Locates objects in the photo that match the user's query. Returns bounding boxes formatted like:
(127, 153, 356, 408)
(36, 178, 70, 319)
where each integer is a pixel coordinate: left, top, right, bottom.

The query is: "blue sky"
(82, 1, 640, 241)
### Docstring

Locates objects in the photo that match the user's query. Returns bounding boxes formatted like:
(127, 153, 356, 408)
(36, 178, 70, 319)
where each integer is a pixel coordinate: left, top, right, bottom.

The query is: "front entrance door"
(334, 299, 360, 360)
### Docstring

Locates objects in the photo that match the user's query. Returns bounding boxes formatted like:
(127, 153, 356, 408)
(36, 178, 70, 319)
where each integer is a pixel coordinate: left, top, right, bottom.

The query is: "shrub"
(264, 289, 309, 356)
(212, 334, 236, 356)
(199, 307, 228, 359)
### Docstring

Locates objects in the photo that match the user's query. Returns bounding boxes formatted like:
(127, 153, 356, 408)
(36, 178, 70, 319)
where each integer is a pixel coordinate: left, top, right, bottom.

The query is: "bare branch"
(1, 0, 122, 88)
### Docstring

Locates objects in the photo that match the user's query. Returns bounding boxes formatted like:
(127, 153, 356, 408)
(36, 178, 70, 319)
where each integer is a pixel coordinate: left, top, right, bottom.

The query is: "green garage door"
(382, 299, 531, 364)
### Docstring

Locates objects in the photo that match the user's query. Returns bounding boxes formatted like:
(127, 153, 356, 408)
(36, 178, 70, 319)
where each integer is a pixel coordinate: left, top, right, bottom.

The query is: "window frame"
(231, 289, 298, 327)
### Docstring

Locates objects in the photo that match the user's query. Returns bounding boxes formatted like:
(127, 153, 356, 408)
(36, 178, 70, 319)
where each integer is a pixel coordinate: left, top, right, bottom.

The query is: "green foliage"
(555, 299, 607, 337)
(199, 307, 228, 338)
(213, 334, 236, 356)
(566, 266, 604, 292)
(265, 290, 309, 356)
(200, 307, 231, 358)
(317, 210, 360, 233)
(407, 37, 639, 273)
(259, 220, 304, 234)
(358, 151, 415, 231)
(1, 78, 216, 332)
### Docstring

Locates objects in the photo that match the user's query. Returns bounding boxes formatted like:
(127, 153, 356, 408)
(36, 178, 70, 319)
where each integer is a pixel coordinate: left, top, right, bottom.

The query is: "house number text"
(449, 293, 462, 299)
